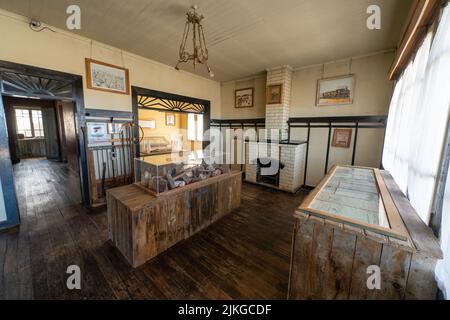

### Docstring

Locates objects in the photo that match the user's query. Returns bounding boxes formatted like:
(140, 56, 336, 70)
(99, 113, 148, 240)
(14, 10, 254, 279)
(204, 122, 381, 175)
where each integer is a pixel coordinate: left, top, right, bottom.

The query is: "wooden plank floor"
(0, 158, 307, 300)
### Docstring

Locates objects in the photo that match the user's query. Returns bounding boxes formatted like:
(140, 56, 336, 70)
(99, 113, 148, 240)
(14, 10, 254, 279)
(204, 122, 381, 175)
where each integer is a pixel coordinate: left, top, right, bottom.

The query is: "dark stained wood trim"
(389, 0, 443, 80)
(85, 108, 132, 119)
(0, 60, 91, 218)
(131, 86, 211, 156)
(0, 96, 20, 229)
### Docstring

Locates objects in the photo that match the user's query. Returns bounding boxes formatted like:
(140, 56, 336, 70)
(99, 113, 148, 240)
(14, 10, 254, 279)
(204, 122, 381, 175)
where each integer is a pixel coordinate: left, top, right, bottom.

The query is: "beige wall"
(288, 53, 393, 185)
(220, 52, 394, 186)
(0, 9, 221, 117)
(139, 109, 184, 141)
(220, 74, 266, 119)
(290, 51, 395, 117)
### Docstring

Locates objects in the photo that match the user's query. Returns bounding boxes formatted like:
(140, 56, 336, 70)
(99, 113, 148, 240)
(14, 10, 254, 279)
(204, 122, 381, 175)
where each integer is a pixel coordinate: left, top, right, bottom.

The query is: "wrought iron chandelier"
(175, 5, 214, 77)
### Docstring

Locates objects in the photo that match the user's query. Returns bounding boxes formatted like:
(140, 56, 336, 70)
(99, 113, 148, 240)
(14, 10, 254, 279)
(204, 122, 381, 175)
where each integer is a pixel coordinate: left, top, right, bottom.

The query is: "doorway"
(3, 96, 82, 208)
(0, 60, 90, 230)
(132, 86, 211, 158)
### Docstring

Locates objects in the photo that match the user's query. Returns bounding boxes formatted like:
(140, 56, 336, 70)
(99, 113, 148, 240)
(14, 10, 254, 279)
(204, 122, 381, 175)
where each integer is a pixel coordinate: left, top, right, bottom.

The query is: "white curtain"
(432, 5, 450, 299)
(408, 6, 450, 223)
(383, 5, 450, 223)
(383, 4, 450, 298)
(383, 32, 432, 195)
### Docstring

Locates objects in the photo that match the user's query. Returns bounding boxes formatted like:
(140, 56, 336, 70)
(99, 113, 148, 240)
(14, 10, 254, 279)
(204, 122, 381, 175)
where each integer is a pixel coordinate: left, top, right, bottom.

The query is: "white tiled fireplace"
(245, 66, 306, 193)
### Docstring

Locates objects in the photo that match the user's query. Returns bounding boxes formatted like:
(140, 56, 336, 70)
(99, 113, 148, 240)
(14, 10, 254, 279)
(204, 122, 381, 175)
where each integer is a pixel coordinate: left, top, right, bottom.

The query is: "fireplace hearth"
(257, 158, 285, 187)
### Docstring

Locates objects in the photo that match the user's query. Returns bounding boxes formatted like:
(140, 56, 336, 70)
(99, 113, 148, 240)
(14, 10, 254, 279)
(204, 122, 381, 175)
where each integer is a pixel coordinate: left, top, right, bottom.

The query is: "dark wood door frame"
(131, 86, 211, 157)
(0, 60, 90, 229)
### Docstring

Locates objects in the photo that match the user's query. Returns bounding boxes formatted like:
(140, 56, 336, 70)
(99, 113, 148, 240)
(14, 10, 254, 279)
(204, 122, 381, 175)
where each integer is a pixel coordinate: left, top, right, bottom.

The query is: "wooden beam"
(389, 0, 442, 80)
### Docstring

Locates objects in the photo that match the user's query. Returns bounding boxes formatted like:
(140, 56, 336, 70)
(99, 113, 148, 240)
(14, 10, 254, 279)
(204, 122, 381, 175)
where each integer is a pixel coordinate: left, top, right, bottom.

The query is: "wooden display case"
(107, 170, 242, 267)
(288, 165, 442, 300)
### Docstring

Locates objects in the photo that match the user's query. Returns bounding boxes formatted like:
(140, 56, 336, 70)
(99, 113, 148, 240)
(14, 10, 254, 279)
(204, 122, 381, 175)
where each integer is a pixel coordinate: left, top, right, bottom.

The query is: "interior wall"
(219, 52, 394, 186)
(289, 52, 393, 185)
(139, 109, 184, 142)
(290, 51, 395, 117)
(0, 9, 222, 117)
(220, 75, 267, 119)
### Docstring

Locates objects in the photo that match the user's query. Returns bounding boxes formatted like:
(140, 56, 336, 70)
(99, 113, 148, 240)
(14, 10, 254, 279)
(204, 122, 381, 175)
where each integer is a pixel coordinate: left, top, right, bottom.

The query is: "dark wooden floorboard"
(0, 158, 307, 299)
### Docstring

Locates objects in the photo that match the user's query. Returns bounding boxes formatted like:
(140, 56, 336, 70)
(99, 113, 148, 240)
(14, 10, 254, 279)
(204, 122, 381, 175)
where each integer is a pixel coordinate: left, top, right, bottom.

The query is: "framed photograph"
(332, 129, 352, 148)
(266, 84, 283, 105)
(317, 75, 355, 106)
(139, 120, 156, 129)
(166, 113, 176, 126)
(85, 58, 130, 95)
(235, 88, 254, 108)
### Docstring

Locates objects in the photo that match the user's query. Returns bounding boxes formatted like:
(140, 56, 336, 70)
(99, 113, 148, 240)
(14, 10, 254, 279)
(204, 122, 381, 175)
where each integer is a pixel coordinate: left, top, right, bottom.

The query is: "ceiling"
(0, 0, 413, 82)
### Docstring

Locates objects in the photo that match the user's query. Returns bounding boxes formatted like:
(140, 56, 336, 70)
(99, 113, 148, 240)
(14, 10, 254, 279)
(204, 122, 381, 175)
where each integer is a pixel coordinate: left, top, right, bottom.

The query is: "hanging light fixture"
(175, 5, 214, 77)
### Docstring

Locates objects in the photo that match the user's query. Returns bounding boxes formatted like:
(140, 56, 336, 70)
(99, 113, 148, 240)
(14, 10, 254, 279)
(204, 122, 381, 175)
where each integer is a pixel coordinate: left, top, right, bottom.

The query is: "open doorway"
(132, 86, 211, 158)
(138, 109, 204, 156)
(2, 96, 82, 207)
(0, 61, 89, 230)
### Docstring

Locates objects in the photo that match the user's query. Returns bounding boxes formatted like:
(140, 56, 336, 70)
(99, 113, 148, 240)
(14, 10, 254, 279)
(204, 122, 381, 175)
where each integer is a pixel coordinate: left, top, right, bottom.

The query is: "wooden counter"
(288, 166, 442, 300)
(107, 171, 242, 267)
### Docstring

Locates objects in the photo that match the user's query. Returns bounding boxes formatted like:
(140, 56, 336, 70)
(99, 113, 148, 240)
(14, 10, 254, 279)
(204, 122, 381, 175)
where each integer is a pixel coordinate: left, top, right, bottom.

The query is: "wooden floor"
(0, 158, 307, 300)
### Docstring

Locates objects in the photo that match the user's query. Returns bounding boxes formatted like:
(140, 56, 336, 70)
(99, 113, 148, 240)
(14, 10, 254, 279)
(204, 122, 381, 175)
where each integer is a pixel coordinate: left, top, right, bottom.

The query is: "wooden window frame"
(389, 0, 443, 80)
(14, 107, 44, 139)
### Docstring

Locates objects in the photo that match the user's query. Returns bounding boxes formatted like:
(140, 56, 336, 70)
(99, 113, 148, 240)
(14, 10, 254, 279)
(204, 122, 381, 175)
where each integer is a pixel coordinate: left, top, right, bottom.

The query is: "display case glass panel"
(135, 151, 231, 195)
(299, 166, 408, 240)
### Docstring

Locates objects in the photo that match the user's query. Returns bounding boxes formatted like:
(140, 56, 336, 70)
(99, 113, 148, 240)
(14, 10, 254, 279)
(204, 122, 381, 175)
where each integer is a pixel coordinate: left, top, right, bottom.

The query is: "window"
(31, 110, 44, 137)
(382, 4, 450, 298)
(187, 113, 203, 142)
(15, 108, 45, 138)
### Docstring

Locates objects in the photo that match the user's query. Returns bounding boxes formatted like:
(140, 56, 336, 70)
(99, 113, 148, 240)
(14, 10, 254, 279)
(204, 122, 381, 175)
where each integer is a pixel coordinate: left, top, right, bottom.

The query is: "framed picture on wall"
(166, 113, 176, 126)
(139, 120, 156, 129)
(316, 75, 355, 106)
(332, 129, 352, 148)
(235, 88, 254, 108)
(85, 58, 130, 95)
(266, 84, 283, 104)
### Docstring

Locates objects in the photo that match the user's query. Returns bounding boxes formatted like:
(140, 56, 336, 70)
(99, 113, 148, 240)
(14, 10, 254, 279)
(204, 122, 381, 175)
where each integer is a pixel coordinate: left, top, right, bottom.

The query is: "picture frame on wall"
(235, 88, 254, 108)
(166, 113, 176, 126)
(266, 84, 283, 105)
(316, 75, 355, 107)
(139, 120, 156, 129)
(85, 58, 130, 95)
(332, 128, 352, 148)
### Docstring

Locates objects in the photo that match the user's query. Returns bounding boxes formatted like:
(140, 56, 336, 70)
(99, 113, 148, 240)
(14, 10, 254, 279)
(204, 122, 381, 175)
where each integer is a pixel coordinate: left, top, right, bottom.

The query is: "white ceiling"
(0, 0, 413, 82)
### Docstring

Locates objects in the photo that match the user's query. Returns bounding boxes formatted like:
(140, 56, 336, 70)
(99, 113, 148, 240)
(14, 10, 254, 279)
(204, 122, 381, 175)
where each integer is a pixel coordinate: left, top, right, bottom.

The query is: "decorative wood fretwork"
(137, 95, 205, 114)
(1, 72, 73, 98)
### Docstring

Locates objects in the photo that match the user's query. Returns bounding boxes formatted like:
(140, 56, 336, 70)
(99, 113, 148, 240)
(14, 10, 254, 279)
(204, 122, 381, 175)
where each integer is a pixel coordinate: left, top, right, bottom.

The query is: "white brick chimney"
(244, 64, 306, 193)
(265, 65, 293, 140)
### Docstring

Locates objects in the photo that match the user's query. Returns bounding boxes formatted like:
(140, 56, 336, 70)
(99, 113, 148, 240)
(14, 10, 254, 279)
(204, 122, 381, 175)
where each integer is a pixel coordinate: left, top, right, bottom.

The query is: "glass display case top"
(308, 166, 389, 228)
(139, 150, 207, 167)
(135, 150, 231, 195)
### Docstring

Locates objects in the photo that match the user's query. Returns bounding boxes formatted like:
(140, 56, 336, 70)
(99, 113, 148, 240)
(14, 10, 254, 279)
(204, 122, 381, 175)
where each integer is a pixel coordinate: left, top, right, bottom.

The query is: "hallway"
(0, 158, 307, 299)
(14, 158, 82, 215)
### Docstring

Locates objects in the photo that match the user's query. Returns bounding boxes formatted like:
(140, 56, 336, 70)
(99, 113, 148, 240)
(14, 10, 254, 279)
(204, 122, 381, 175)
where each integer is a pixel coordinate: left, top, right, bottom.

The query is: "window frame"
(187, 113, 204, 142)
(14, 107, 45, 139)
